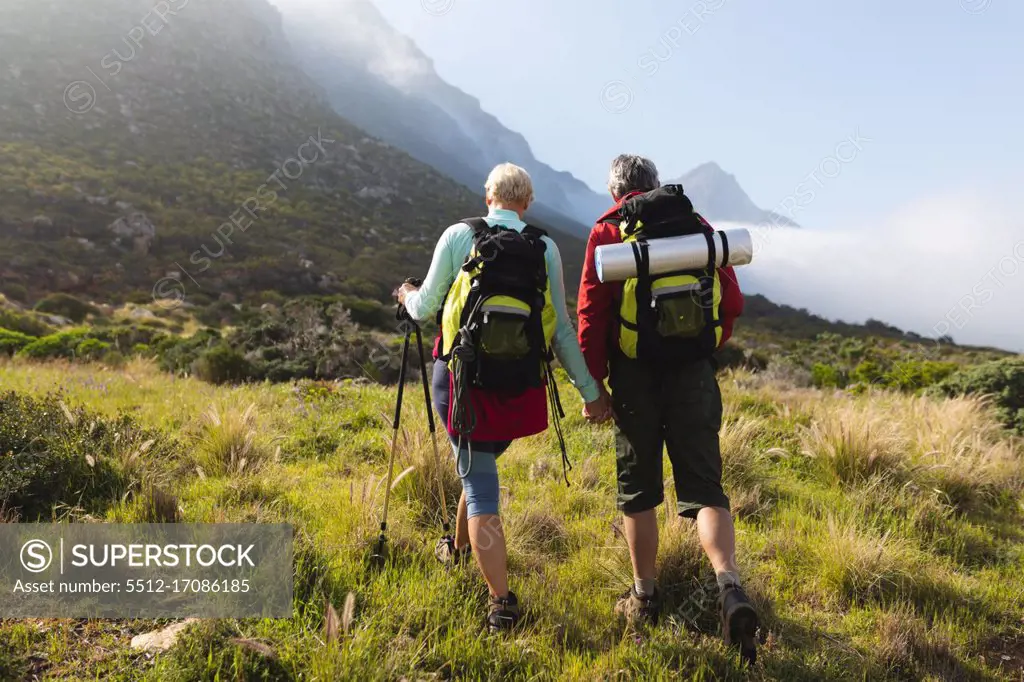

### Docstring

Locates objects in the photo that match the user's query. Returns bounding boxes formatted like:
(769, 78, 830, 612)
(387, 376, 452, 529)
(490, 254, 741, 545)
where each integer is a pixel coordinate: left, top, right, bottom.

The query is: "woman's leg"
(455, 491, 470, 550)
(470, 513, 508, 597)
(457, 446, 508, 596)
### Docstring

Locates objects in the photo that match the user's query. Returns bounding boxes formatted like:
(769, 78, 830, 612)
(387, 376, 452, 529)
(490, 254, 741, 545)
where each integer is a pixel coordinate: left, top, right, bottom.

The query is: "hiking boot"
(614, 586, 660, 627)
(486, 591, 521, 632)
(434, 537, 471, 566)
(719, 584, 759, 664)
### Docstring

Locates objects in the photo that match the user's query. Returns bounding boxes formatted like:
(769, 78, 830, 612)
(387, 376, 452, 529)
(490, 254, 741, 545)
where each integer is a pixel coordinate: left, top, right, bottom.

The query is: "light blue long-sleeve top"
(404, 208, 600, 404)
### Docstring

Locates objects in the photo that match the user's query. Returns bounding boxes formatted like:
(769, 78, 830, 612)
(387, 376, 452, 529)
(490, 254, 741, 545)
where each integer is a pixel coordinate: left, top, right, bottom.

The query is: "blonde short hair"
(484, 163, 534, 206)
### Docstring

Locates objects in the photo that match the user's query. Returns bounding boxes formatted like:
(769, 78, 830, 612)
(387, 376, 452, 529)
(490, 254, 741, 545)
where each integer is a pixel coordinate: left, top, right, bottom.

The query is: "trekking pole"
(412, 316, 455, 555)
(373, 319, 412, 564)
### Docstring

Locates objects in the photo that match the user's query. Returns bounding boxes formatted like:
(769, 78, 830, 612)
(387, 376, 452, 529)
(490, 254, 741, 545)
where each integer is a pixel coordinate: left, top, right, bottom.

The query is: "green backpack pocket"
(651, 276, 705, 339)
(477, 296, 532, 359)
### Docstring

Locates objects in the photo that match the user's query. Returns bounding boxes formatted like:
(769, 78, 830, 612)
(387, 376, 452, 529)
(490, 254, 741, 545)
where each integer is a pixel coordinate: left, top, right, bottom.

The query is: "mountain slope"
(274, 0, 797, 235)
(276, 0, 610, 235)
(0, 0, 586, 306)
(671, 162, 800, 227)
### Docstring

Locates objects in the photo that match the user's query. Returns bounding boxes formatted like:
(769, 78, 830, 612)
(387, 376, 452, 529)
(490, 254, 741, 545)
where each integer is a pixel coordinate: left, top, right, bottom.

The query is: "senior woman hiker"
(396, 162, 612, 631)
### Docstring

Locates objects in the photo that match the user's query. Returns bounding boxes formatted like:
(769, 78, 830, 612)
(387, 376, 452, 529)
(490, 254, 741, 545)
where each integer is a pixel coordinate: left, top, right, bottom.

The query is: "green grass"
(0, 359, 1022, 680)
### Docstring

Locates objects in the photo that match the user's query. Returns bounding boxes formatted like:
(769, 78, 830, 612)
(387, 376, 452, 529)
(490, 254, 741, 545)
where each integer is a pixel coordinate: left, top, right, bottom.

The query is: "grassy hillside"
(0, 0, 587, 307)
(0, 358, 1021, 680)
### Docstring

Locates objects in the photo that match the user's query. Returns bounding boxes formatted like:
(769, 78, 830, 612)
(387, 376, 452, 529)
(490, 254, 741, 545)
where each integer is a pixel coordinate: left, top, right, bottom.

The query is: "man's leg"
(624, 508, 658, 586)
(665, 359, 757, 659)
(664, 359, 733, 572)
(610, 355, 665, 611)
(697, 506, 740, 579)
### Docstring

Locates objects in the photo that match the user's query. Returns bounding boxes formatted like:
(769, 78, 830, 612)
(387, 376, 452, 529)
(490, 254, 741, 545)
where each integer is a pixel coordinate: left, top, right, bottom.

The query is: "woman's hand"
(395, 282, 419, 306)
(583, 386, 613, 424)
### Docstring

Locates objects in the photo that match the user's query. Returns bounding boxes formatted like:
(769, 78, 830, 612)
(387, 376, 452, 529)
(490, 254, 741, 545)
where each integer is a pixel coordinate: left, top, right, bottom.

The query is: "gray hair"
(607, 154, 660, 198)
(485, 163, 534, 206)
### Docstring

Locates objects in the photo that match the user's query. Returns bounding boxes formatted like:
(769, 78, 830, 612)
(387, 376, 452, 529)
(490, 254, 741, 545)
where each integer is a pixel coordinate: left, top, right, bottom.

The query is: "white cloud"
(725, 192, 1024, 352)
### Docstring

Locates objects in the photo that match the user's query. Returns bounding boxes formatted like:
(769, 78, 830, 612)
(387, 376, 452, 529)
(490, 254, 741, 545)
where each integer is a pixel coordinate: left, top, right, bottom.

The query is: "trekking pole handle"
(396, 277, 423, 322)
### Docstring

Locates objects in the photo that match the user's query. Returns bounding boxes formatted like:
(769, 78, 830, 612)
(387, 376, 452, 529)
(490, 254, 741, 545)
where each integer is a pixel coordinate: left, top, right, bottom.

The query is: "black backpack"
(439, 218, 553, 394)
(611, 185, 726, 365)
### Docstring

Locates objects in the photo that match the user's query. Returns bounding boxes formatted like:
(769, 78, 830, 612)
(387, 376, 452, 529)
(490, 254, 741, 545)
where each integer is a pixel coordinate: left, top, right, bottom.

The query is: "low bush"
(75, 338, 111, 360)
(17, 328, 91, 359)
(33, 293, 99, 323)
(0, 308, 54, 337)
(229, 299, 402, 384)
(192, 344, 253, 385)
(1, 285, 28, 302)
(0, 328, 35, 355)
(156, 328, 222, 375)
(812, 363, 847, 389)
(934, 357, 1024, 434)
(12, 325, 165, 363)
(0, 392, 175, 520)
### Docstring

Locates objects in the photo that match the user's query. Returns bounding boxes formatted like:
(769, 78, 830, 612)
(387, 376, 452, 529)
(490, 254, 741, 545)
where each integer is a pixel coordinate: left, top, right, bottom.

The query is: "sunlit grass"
(0, 360, 1021, 680)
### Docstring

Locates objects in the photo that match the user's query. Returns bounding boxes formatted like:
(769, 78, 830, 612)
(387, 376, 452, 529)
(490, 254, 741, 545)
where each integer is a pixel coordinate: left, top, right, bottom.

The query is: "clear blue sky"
(372, 0, 1022, 229)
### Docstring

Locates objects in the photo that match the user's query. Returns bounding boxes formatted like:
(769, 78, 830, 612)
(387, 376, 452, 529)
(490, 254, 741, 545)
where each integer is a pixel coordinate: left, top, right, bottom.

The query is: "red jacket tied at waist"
(576, 192, 745, 382)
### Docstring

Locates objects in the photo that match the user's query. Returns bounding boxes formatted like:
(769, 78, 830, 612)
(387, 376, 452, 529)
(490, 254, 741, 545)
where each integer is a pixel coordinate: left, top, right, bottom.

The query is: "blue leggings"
(431, 361, 511, 518)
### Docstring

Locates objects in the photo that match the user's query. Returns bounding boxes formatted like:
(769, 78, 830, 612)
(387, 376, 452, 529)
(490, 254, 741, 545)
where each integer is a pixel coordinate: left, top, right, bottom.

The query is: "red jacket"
(576, 192, 745, 381)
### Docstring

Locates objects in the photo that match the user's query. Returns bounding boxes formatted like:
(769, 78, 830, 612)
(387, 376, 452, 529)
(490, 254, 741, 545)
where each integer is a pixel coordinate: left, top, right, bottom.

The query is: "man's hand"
(583, 387, 613, 424)
(395, 282, 418, 306)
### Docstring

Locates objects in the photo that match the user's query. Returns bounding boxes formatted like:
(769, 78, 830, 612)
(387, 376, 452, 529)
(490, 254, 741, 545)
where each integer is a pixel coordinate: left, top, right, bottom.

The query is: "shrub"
(0, 392, 174, 519)
(850, 360, 884, 386)
(811, 363, 847, 389)
(0, 328, 35, 355)
(714, 343, 746, 371)
(227, 299, 401, 384)
(884, 360, 957, 392)
(99, 325, 166, 354)
(75, 338, 111, 360)
(17, 329, 91, 359)
(33, 293, 99, 323)
(333, 295, 394, 329)
(934, 357, 1024, 434)
(0, 308, 54, 337)
(192, 344, 253, 385)
(156, 328, 222, 374)
(2, 284, 28, 302)
(195, 300, 243, 327)
(759, 356, 813, 388)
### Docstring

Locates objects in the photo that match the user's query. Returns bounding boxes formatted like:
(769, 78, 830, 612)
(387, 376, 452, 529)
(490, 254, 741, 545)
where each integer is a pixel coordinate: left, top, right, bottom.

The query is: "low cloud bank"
(724, 193, 1024, 352)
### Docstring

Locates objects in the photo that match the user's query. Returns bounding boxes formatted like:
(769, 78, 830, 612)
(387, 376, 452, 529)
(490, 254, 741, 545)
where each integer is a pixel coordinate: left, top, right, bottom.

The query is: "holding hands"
(583, 386, 614, 424)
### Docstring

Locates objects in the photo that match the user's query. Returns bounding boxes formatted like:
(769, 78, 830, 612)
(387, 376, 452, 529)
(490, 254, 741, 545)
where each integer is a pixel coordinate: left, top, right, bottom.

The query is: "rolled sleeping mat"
(595, 228, 754, 283)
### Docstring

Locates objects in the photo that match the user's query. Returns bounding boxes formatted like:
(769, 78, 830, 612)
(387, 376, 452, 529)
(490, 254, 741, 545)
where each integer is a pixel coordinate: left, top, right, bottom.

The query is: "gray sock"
(634, 578, 657, 598)
(716, 571, 741, 592)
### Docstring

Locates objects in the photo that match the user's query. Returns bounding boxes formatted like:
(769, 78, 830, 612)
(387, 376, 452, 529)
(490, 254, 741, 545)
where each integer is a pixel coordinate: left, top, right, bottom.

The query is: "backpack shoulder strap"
(521, 224, 548, 240)
(461, 217, 491, 236)
(460, 217, 498, 273)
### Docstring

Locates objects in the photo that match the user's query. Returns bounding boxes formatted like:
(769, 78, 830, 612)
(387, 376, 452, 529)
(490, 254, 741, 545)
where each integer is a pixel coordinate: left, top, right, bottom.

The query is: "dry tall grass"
(389, 428, 462, 530)
(800, 404, 908, 483)
(791, 391, 1023, 508)
(812, 516, 920, 606)
(190, 402, 280, 477)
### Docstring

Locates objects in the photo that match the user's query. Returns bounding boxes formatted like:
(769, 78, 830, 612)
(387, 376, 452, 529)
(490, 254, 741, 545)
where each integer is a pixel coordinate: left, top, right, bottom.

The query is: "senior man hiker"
(397, 162, 612, 632)
(576, 154, 759, 661)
